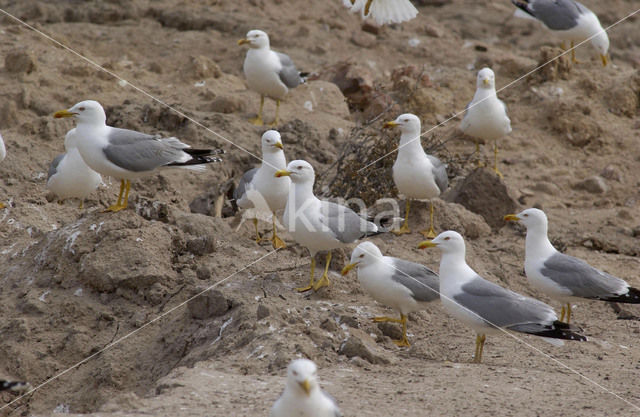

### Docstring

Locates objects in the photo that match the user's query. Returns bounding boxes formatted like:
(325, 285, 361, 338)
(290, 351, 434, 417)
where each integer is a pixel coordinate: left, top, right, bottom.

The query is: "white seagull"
(384, 113, 448, 238)
(511, 0, 609, 65)
(234, 130, 290, 249)
(238, 30, 304, 127)
(460, 68, 511, 178)
(0, 132, 6, 209)
(419, 231, 586, 363)
(47, 128, 102, 208)
(342, 241, 439, 346)
(54, 100, 224, 212)
(505, 208, 640, 323)
(275, 160, 383, 292)
(270, 359, 342, 417)
(342, 0, 418, 26)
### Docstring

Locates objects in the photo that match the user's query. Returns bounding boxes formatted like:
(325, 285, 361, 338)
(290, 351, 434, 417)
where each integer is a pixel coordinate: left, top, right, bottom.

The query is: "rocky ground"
(0, 0, 639, 415)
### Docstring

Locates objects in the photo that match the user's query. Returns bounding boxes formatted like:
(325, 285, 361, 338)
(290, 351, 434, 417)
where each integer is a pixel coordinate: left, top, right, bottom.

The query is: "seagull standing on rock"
(384, 113, 448, 238)
(460, 67, 511, 178)
(238, 30, 305, 127)
(505, 208, 640, 323)
(54, 100, 224, 212)
(234, 130, 290, 249)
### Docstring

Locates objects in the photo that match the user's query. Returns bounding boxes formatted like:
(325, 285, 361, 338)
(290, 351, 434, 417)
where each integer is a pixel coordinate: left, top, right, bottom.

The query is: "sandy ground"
(0, 0, 639, 415)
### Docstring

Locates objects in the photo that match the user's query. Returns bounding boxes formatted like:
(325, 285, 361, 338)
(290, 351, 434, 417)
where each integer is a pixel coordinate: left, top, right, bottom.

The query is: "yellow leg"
(372, 316, 403, 323)
(105, 179, 127, 212)
(312, 251, 332, 291)
(364, 0, 373, 15)
(559, 305, 566, 323)
(475, 140, 484, 168)
(566, 303, 572, 324)
(394, 314, 411, 347)
(473, 334, 486, 363)
(420, 202, 436, 238)
(393, 199, 411, 235)
(571, 41, 579, 64)
(252, 218, 263, 243)
(296, 257, 316, 292)
(250, 95, 264, 126)
(493, 140, 503, 179)
(269, 99, 280, 127)
(0, 202, 5, 209)
(270, 212, 286, 249)
(78, 200, 83, 209)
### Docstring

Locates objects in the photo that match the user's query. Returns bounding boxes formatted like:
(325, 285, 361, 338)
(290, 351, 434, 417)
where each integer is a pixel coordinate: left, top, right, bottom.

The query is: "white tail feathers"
(342, 0, 418, 25)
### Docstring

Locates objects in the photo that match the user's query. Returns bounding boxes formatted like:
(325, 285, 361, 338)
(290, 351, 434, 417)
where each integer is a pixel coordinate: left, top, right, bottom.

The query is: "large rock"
(446, 168, 517, 231)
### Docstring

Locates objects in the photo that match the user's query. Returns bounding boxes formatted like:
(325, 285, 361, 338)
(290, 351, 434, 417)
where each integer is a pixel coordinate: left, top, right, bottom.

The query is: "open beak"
(237, 38, 250, 46)
(273, 142, 284, 150)
(601, 54, 608, 66)
(503, 214, 520, 222)
(275, 169, 291, 178)
(418, 240, 437, 249)
(341, 262, 358, 276)
(383, 121, 398, 129)
(53, 109, 76, 118)
(299, 379, 311, 396)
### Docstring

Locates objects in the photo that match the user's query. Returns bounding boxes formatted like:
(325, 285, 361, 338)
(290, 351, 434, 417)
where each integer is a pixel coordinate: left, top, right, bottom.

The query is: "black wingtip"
(600, 287, 640, 304)
(528, 321, 587, 342)
(511, 0, 533, 15)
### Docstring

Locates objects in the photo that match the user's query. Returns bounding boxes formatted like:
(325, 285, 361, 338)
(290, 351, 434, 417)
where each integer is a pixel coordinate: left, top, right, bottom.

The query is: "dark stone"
(188, 290, 231, 320)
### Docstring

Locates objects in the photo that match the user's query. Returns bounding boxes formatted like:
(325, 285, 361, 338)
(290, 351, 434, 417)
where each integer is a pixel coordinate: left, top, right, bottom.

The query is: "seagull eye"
(523, 214, 528, 217)
(78, 107, 85, 111)
(297, 166, 302, 170)
(292, 370, 298, 376)
(444, 237, 450, 241)
(359, 254, 364, 258)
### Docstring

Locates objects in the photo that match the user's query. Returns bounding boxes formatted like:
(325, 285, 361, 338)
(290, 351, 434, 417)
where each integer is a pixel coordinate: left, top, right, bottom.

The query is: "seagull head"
(261, 130, 284, 153)
(418, 230, 465, 254)
(237, 29, 270, 49)
(54, 100, 106, 126)
(383, 113, 421, 135)
(476, 67, 495, 89)
(590, 32, 610, 66)
(286, 359, 319, 397)
(504, 208, 548, 232)
(342, 241, 383, 275)
(275, 160, 314, 183)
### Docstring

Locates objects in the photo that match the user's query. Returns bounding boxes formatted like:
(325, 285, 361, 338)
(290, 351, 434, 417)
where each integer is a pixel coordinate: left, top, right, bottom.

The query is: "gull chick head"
(504, 208, 547, 230)
(238, 29, 270, 49)
(286, 359, 319, 396)
(275, 160, 314, 183)
(54, 100, 106, 125)
(476, 67, 495, 89)
(343, 241, 383, 275)
(261, 130, 284, 152)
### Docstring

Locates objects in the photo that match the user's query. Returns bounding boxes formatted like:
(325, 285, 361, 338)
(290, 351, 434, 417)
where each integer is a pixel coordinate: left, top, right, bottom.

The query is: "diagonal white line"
(0, 8, 282, 171)
(348, 242, 640, 411)
(358, 7, 640, 172)
(0, 248, 281, 412)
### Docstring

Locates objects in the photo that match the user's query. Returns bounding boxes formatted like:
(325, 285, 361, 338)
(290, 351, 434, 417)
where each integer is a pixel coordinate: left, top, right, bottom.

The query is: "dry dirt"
(0, 0, 639, 416)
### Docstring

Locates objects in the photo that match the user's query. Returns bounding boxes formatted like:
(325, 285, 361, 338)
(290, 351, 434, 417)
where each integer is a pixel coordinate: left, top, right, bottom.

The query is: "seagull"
(54, 100, 224, 212)
(234, 130, 290, 249)
(459, 68, 511, 178)
(238, 30, 304, 127)
(384, 113, 448, 238)
(342, 0, 418, 26)
(505, 208, 640, 323)
(511, 0, 609, 65)
(342, 241, 439, 346)
(0, 132, 6, 209)
(419, 231, 586, 363)
(270, 359, 342, 417)
(47, 128, 102, 208)
(275, 160, 383, 292)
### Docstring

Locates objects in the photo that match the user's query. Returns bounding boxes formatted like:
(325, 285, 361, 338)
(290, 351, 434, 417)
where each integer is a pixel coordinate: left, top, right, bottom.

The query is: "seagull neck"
(399, 131, 425, 154)
(261, 151, 286, 173)
(438, 250, 471, 281)
(290, 180, 316, 207)
(473, 87, 497, 102)
(525, 226, 556, 260)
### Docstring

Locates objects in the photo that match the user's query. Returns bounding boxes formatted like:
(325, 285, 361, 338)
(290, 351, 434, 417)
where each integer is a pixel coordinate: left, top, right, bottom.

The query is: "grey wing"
(427, 155, 448, 193)
(233, 167, 258, 203)
(529, 0, 582, 30)
(391, 258, 440, 302)
(321, 390, 343, 417)
(47, 153, 66, 180)
(455, 276, 555, 328)
(321, 201, 377, 244)
(104, 128, 187, 172)
(275, 52, 302, 89)
(541, 252, 629, 299)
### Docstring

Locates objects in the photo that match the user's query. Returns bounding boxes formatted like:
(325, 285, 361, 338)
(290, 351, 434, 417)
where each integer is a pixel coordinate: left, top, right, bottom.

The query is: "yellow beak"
(418, 240, 437, 249)
(601, 54, 608, 66)
(299, 379, 311, 396)
(483, 79, 490, 86)
(275, 169, 291, 177)
(273, 142, 284, 150)
(53, 109, 75, 118)
(503, 214, 520, 222)
(383, 121, 398, 129)
(341, 262, 358, 276)
(237, 38, 250, 46)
